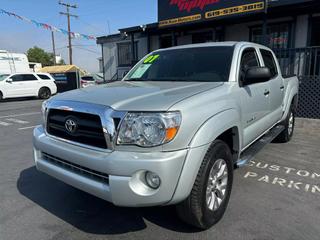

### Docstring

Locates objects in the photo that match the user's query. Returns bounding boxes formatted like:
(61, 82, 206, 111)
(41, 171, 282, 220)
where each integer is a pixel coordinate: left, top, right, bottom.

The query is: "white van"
(0, 50, 30, 74)
(0, 73, 57, 100)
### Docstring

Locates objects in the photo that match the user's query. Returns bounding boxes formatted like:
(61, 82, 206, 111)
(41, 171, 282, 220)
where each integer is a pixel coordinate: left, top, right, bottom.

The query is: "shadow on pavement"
(0, 97, 38, 103)
(17, 166, 200, 235)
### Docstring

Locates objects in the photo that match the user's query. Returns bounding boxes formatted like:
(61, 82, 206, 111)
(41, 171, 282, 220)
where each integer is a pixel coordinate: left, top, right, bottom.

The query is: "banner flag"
(0, 8, 96, 40)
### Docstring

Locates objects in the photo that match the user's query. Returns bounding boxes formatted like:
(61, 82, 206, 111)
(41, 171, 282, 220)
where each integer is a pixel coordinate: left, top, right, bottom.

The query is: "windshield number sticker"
(144, 54, 160, 64)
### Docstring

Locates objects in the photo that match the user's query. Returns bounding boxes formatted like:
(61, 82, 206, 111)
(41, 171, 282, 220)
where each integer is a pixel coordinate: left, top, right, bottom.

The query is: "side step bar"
(236, 125, 285, 168)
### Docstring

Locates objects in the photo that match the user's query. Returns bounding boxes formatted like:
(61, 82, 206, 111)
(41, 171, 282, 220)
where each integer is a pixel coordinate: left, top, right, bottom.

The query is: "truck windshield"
(125, 46, 234, 82)
(0, 74, 9, 81)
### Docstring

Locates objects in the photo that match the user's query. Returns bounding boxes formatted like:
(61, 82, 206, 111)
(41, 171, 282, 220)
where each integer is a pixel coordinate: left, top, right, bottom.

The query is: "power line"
(59, 1, 78, 65)
(73, 46, 100, 55)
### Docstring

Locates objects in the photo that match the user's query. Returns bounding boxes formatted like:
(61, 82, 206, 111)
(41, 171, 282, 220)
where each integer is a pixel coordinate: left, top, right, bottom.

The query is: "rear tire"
(176, 140, 234, 229)
(38, 87, 51, 99)
(274, 105, 295, 143)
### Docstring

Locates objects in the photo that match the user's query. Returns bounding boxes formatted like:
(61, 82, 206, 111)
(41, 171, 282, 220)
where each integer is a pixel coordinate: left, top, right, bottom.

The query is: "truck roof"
(157, 41, 269, 52)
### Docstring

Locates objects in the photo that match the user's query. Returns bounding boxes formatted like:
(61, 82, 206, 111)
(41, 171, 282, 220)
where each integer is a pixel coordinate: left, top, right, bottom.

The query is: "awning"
(39, 65, 86, 75)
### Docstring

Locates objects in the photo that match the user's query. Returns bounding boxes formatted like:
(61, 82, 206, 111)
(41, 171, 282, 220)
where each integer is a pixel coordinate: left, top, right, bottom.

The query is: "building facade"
(97, 0, 320, 118)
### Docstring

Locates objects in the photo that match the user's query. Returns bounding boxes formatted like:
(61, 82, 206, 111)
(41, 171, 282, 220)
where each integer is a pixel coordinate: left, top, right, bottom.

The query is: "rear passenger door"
(238, 48, 271, 148)
(260, 49, 284, 124)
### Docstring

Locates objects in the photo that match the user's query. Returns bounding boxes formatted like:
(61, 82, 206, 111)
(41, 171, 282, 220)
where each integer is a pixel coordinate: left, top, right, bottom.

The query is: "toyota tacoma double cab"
(33, 42, 299, 229)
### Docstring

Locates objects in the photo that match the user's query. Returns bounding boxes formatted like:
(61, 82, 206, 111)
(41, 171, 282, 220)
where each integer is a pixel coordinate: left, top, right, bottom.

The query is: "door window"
(11, 74, 24, 82)
(260, 49, 278, 78)
(239, 48, 260, 82)
(22, 74, 38, 81)
(11, 74, 37, 81)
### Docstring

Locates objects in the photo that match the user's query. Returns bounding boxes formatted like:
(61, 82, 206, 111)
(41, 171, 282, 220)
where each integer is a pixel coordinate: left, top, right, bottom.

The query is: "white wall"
(102, 42, 117, 80)
(295, 15, 309, 47)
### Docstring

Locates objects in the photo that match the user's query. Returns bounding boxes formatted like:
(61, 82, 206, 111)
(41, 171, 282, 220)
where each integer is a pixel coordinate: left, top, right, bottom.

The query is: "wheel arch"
(282, 84, 299, 122)
(169, 109, 241, 204)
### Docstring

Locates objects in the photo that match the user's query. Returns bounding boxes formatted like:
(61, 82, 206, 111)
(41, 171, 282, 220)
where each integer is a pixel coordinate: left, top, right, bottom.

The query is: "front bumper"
(33, 126, 188, 207)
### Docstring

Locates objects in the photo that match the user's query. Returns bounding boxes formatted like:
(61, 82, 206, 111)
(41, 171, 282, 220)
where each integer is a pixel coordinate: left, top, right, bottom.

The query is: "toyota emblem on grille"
(65, 118, 78, 134)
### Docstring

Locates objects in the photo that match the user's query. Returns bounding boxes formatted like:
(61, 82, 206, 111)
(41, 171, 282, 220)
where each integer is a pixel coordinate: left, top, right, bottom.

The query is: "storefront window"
(192, 31, 213, 44)
(117, 42, 138, 67)
(251, 22, 292, 49)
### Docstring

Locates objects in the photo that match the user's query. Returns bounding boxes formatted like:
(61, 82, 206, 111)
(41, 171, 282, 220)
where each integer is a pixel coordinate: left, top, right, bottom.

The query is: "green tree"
(27, 46, 54, 67)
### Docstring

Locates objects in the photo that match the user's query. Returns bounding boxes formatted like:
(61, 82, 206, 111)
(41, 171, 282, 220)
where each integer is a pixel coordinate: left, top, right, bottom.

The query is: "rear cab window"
(82, 76, 95, 81)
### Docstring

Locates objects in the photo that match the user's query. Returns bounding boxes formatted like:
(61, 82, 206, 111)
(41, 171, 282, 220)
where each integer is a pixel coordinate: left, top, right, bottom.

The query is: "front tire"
(0, 91, 3, 101)
(176, 140, 234, 229)
(38, 88, 51, 99)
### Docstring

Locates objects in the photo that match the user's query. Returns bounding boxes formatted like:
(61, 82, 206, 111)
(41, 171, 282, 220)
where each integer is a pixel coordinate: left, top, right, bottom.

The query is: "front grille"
(42, 152, 109, 184)
(47, 109, 107, 149)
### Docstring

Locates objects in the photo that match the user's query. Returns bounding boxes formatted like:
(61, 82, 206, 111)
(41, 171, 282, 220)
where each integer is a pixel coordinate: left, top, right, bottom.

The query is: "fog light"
(145, 171, 161, 189)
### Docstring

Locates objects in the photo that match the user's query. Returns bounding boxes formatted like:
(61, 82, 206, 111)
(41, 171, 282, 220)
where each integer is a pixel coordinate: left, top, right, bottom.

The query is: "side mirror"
(6, 78, 13, 83)
(242, 67, 272, 86)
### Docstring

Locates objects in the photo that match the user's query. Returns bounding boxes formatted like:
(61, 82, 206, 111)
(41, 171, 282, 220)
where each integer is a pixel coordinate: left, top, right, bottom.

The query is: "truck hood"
(52, 81, 223, 111)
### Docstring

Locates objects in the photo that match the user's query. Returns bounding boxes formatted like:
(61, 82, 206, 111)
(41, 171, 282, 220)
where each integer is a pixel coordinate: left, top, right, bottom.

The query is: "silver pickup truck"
(33, 42, 299, 229)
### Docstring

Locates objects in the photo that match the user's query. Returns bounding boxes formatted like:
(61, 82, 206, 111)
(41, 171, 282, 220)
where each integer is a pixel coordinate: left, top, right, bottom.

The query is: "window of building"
(117, 42, 138, 67)
(260, 49, 278, 78)
(192, 31, 213, 44)
(160, 36, 173, 48)
(250, 22, 292, 49)
(311, 17, 320, 46)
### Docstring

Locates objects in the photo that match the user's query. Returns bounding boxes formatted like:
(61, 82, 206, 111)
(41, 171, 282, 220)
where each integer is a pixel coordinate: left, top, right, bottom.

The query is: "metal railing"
(273, 47, 320, 77)
(273, 47, 320, 119)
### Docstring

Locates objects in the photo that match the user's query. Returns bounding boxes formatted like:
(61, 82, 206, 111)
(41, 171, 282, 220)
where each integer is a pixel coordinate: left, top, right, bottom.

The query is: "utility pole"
(59, 1, 78, 65)
(51, 31, 56, 65)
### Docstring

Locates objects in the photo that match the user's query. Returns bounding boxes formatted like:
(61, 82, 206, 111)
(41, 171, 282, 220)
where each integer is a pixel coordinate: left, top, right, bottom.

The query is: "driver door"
(239, 48, 271, 149)
(4, 74, 24, 97)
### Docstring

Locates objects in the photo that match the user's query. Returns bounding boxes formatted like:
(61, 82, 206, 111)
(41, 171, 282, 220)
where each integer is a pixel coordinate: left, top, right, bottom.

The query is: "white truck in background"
(0, 50, 30, 74)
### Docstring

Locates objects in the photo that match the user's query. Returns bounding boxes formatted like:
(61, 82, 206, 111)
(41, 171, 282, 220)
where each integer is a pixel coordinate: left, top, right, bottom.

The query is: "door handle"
(264, 90, 270, 96)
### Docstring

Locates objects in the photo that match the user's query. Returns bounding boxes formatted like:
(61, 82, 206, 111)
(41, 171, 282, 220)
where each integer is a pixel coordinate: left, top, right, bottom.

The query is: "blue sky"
(0, 0, 158, 72)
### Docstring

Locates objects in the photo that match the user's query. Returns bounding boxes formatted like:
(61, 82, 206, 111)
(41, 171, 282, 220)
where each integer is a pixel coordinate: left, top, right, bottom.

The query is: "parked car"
(80, 74, 104, 88)
(33, 42, 299, 229)
(0, 72, 57, 100)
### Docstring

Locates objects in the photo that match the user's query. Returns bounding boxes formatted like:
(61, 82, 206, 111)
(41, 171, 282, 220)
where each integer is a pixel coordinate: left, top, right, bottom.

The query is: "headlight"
(117, 112, 181, 147)
(41, 100, 48, 127)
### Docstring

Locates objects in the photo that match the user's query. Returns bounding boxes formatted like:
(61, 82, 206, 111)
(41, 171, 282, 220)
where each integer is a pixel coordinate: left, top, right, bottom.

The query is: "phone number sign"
(158, 0, 265, 27)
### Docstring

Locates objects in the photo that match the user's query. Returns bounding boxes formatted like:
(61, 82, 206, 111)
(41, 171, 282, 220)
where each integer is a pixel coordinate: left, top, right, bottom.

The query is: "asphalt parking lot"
(0, 99, 320, 240)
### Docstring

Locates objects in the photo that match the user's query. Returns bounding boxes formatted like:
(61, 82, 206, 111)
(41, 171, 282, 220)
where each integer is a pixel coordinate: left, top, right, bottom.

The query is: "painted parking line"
(18, 125, 40, 130)
(0, 121, 12, 126)
(0, 112, 40, 119)
(6, 118, 29, 124)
